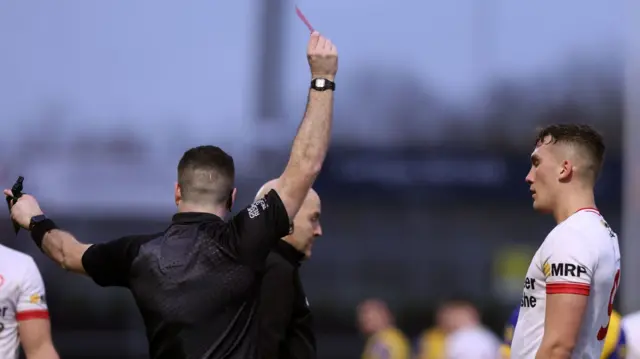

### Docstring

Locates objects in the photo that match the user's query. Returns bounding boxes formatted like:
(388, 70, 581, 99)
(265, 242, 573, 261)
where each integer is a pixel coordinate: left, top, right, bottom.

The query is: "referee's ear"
(227, 188, 237, 211)
(174, 182, 182, 206)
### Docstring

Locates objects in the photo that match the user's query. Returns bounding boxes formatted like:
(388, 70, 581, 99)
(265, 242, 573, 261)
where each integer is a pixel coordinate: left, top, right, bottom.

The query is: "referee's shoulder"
(109, 232, 164, 246)
(104, 231, 165, 259)
(264, 251, 294, 273)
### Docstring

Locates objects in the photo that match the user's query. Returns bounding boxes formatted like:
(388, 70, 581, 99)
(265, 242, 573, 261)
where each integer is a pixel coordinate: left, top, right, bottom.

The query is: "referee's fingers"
(3, 189, 13, 197)
(307, 31, 320, 52)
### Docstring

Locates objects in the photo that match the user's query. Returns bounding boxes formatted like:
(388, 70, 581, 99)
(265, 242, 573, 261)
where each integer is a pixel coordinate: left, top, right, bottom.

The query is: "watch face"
(31, 215, 46, 223)
(315, 79, 326, 87)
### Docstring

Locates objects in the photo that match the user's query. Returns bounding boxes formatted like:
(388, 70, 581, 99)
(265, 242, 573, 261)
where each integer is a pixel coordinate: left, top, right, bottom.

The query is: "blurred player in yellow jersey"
(414, 301, 458, 359)
(499, 306, 626, 358)
(357, 298, 411, 359)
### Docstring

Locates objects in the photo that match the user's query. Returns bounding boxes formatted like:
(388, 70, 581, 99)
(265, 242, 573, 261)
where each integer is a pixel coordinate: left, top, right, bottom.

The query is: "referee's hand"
(3, 190, 43, 229)
(307, 31, 338, 81)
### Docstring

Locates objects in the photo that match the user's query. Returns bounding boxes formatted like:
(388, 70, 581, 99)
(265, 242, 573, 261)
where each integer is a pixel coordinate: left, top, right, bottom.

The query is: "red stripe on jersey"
(547, 283, 591, 296)
(16, 310, 49, 321)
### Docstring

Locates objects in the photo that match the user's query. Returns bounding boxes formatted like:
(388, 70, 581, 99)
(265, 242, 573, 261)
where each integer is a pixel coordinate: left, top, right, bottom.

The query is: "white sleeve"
(16, 258, 49, 321)
(540, 227, 596, 296)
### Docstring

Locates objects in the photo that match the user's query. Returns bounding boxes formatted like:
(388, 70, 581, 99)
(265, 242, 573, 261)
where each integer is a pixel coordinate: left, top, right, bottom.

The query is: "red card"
(295, 6, 315, 33)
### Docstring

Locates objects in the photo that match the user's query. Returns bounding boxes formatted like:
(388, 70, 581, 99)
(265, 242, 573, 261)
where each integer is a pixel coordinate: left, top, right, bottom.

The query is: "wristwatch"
(29, 214, 48, 231)
(310, 78, 335, 91)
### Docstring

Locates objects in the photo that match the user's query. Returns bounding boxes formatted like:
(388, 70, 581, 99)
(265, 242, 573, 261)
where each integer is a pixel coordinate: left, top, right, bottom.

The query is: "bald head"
(256, 179, 322, 258)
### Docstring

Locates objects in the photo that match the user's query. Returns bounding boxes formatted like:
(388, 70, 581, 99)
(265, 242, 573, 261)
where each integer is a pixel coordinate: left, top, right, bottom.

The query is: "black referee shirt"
(257, 240, 316, 359)
(80, 189, 290, 359)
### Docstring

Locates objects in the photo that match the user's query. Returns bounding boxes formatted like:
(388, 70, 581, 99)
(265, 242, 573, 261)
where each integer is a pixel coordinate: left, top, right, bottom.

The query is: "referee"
(5, 31, 337, 359)
(254, 180, 322, 359)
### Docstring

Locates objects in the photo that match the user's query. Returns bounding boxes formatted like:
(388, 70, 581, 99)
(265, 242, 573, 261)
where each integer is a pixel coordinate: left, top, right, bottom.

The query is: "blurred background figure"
(596, 310, 626, 359)
(442, 300, 499, 359)
(623, 311, 640, 358)
(498, 307, 519, 359)
(415, 299, 498, 359)
(414, 300, 457, 359)
(357, 298, 411, 359)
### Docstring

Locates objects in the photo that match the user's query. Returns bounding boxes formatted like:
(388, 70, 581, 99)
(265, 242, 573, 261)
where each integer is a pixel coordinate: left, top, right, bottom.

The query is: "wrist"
(311, 74, 335, 82)
(27, 213, 46, 230)
(30, 216, 59, 250)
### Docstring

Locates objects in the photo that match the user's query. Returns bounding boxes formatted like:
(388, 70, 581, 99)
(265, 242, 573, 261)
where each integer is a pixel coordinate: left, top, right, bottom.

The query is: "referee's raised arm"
(227, 31, 337, 265)
(270, 31, 337, 221)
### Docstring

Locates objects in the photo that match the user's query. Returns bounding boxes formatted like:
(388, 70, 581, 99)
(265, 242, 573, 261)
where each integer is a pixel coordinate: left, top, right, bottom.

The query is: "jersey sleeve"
(82, 235, 139, 287)
(16, 258, 49, 322)
(540, 227, 597, 296)
(227, 189, 291, 267)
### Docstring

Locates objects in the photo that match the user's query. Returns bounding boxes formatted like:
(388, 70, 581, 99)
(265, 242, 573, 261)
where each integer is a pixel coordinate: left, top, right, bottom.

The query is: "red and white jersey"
(511, 208, 621, 359)
(0, 245, 50, 359)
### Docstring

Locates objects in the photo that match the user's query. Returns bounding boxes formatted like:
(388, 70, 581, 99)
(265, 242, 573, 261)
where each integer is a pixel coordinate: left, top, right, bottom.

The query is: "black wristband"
(30, 219, 58, 249)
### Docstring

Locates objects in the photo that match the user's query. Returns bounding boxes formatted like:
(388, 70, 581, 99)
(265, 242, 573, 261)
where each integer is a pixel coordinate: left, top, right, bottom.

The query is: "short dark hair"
(535, 124, 606, 180)
(177, 146, 235, 205)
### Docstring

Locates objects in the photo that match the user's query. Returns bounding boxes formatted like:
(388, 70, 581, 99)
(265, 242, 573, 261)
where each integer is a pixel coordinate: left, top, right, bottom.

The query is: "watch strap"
(310, 78, 336, 91)
(30, 217, 58, 249)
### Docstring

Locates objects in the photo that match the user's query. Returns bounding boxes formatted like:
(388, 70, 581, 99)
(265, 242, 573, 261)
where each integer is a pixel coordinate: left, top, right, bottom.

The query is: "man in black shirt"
(4, 31, 338, 359)
(254, 180, 322, 359)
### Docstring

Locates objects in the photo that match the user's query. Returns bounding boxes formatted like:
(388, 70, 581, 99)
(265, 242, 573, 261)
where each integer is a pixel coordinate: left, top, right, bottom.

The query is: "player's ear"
(558, 160, 573, 182)
(174, 182, 182, 206)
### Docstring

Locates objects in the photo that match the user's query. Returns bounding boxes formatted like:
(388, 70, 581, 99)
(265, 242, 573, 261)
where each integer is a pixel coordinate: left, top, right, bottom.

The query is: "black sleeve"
(227, 189, 291, 267)
(258, 258, 295, 359)
(81, 235, 140, 287)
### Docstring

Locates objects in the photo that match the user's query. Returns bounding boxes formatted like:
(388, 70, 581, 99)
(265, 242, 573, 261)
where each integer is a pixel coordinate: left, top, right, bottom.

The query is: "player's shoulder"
(566, 209, 613, 236)
(0, 245, 40, 289)
(545, 210, 611, 246)
(0, 244, 37, 269)
(107, 232, 164, 257)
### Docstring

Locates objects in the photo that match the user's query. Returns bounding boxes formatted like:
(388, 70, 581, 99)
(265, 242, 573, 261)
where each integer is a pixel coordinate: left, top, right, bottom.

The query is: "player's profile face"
(526, 142, 557, 213)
